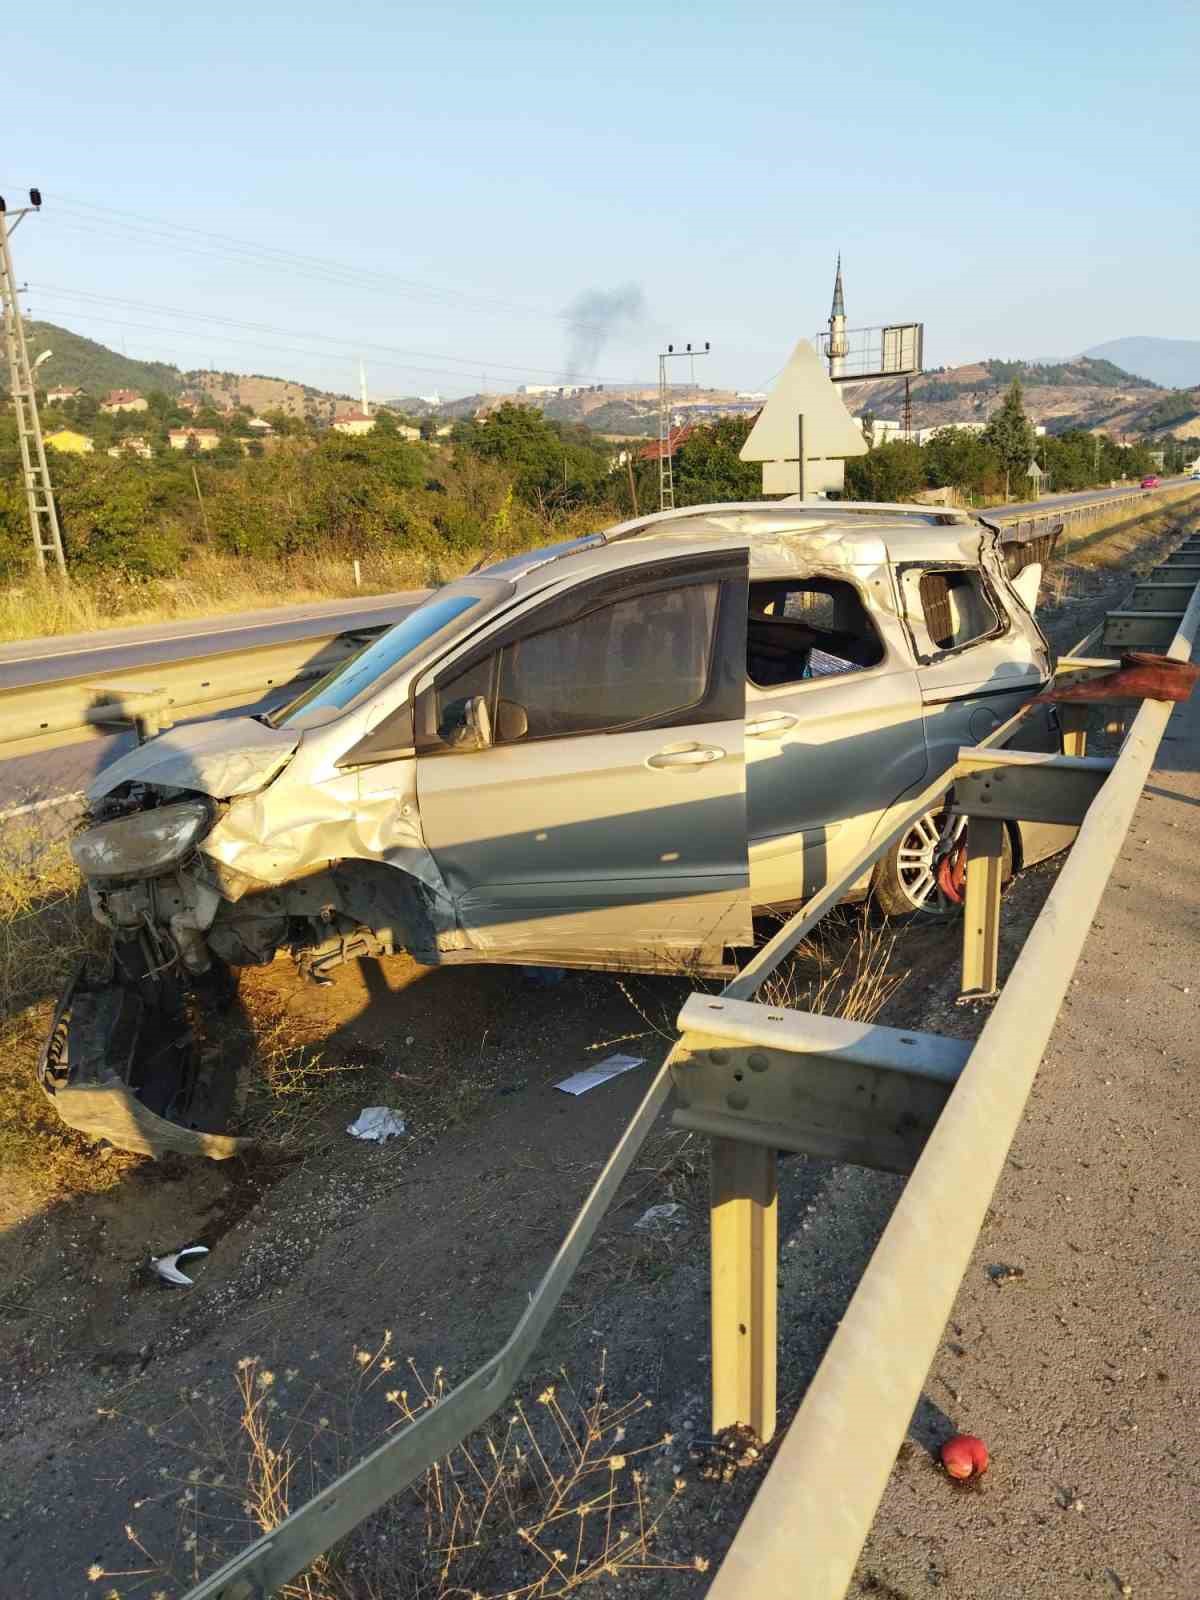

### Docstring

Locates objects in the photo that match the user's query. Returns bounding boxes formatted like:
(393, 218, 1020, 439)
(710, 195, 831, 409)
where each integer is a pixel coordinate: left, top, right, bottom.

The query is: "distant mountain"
(0, 321, 352, 418)
(1082, 337, 1200, 390)
(851, 354, 1199, 439)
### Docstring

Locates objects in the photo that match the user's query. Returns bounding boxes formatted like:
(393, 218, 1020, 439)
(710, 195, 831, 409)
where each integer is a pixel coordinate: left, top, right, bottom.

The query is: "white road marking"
(0, 790, 85, 822)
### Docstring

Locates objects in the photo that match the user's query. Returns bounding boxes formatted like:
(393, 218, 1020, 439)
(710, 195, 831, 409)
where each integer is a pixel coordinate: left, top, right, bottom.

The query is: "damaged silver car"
(41, 501, 1063, 1157)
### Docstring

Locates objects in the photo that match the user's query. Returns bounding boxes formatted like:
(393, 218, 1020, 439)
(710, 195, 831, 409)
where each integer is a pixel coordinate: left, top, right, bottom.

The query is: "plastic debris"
(347, 1106, 408, 1142)
(634, 1202, 685, 1232)
(150, 1244, 209, 1288)
(555, 1053, 645, 1097)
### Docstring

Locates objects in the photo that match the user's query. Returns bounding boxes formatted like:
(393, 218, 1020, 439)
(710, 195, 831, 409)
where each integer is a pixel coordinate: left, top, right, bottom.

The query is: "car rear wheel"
(873, 806, 1012, 918)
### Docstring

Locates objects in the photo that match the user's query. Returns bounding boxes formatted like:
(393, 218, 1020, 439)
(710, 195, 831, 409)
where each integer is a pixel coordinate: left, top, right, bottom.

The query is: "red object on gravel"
(941, 1434, 989, 1480)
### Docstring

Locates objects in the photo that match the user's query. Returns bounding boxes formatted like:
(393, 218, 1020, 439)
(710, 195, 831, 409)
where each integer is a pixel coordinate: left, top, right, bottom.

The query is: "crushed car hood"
(88, 717, 301, 803)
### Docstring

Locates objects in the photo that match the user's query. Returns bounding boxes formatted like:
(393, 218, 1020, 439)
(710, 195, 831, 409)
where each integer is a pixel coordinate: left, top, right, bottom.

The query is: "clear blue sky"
(5, 0, 1197, 399)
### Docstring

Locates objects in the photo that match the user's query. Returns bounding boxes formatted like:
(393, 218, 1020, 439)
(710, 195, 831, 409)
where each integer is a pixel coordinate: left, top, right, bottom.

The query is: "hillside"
(4, 321, 182, 398)
(186, 370, 350, 420)
(1082, 336, 1200, 390)
(8, 320, 1200, 441)
(0, 321, 348, 418)
(850, 355, 1200, 439)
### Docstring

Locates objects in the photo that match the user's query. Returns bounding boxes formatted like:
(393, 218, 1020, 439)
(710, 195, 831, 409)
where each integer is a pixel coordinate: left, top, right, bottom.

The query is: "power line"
(39, 196, 661, 335)
(27, 282, 615, 384)
(20, 303, 548, 390)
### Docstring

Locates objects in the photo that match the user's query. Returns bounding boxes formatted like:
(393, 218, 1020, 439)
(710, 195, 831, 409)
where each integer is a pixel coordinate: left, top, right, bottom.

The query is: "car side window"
(747, 578, 883, 688)
(916, 569, 1001, 652)
(496, 582, 719, 741)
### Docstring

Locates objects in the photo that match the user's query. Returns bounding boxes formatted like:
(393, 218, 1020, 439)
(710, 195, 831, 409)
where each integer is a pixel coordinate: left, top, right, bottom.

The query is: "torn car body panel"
(88, 715, 301, 802)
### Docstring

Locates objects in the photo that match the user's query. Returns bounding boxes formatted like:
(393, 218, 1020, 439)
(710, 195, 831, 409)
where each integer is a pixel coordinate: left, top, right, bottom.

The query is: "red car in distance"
(1141, 474, 1162, 489)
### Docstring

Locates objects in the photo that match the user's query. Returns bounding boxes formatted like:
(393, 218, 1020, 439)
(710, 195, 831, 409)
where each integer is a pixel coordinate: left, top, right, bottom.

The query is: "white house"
(168, 427, 221, 452)
(331, 410, 376, 436)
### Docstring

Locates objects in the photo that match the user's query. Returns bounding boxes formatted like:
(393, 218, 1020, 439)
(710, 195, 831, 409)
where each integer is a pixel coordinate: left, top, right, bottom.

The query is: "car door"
(744, 571, 928, 904)
(896, 547, 1053, 778)
(413, 550, 751, 973)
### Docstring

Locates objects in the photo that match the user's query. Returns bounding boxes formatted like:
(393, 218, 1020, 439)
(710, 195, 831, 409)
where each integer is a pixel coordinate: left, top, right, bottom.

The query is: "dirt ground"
(0, 504, 1196, 1600)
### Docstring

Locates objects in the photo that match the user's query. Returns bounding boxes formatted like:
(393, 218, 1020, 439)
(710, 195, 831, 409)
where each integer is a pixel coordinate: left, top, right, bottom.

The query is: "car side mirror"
(496, 698, 528, 742)
(466, 694, 492, 750)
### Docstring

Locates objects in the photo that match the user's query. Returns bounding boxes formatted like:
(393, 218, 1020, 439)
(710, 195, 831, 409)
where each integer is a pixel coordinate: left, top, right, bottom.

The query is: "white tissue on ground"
(347, 1106, 408, 1142)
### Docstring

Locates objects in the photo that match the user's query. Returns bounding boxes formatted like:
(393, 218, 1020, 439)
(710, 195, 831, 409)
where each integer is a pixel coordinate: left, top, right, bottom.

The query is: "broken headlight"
(71, 799, 212, 880)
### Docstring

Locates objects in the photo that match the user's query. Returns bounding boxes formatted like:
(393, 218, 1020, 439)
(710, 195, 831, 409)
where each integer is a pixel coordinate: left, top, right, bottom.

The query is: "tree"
(981, 381, 1035, 499)
(922, 427, 999, 500)
(452, 403, 613, 510)
(844, 440, 925, 502)
(671, 419, 763, 505)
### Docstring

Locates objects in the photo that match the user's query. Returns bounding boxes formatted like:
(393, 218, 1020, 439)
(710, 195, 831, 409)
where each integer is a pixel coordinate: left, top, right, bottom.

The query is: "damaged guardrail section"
(181, 536, 1200, 1600)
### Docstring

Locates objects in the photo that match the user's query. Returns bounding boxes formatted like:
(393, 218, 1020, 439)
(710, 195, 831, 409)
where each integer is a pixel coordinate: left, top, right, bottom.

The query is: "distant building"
(637, 424, 694, 462)
(855, 417, 905, 444)
(45, 428, 95, 454)
(518, 384, 586, 399)
(331, 410, 376, 436)
(107, 436, 154, 460)
(101, 388, 148, 414)
(168, 427, 221, 452)
(247, 417, 275, 434)
(46, 385, 82, 405)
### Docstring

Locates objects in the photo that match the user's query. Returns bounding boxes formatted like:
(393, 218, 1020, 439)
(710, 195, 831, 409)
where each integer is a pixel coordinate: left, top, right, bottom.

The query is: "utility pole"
(0, 189, 67, 576)
(657, 342, 709, 511)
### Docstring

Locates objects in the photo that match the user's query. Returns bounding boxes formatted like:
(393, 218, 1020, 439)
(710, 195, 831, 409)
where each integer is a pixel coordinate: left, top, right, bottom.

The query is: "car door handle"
(647, 743, 726, 769)
(746, 714, 798, 738)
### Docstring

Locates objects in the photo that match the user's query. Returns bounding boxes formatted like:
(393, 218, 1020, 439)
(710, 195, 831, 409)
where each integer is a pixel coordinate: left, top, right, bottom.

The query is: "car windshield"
(269, 592, 482, 727)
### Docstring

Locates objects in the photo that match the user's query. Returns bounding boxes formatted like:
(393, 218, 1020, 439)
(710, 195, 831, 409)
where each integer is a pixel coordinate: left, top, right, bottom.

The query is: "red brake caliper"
(936, 841, 968, 905)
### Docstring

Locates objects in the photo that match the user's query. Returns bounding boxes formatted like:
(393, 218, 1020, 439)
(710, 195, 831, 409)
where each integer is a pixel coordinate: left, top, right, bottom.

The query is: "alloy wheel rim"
(894, 809, 967, 912)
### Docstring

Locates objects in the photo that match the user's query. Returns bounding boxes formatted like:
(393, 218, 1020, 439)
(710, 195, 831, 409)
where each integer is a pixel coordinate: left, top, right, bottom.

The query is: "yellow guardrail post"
(711, 1140, 778, 1442)
(960, 815, 1005, 998)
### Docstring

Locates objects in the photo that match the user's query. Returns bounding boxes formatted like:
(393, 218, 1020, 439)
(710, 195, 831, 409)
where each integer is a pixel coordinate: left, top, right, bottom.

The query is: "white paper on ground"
(347, 1106, 408, 1142)
(554, 1053, 646, 1097)
(634, 1202, 685, 1231)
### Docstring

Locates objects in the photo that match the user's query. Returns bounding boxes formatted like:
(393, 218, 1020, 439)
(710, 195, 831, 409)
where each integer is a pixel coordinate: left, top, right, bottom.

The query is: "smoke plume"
(563, 284, 646, 380)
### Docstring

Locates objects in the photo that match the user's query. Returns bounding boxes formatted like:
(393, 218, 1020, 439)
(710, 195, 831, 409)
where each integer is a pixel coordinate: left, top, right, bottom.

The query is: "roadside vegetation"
(1, 378, 1187, 641)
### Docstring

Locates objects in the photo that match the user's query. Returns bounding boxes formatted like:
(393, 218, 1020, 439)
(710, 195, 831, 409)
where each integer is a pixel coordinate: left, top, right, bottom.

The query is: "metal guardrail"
(181, 534, 1200, 1599)
(2, 483, 1194, 762)
(0, 624, 389, 759)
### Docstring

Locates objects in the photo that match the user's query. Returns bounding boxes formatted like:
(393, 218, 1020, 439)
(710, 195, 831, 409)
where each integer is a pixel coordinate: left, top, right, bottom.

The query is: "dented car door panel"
(415, 552, 751, 969)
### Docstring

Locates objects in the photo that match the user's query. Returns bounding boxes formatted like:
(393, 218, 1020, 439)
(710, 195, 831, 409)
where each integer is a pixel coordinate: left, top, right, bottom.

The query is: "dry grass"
(232, 997, 371, 1150)
(96, 1347, 704, 1600)
(0, 547, 441, 643)
(0, 505, 615, 644)
(1059, 491, 1200, 570)
(0, 824, 130, 1201)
